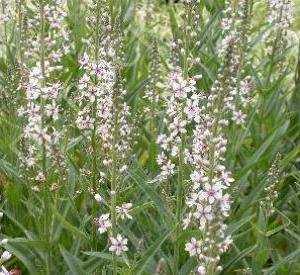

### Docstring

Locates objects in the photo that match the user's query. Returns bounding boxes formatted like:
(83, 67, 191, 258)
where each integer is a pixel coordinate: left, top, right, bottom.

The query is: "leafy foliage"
(0, 0, 300, 274)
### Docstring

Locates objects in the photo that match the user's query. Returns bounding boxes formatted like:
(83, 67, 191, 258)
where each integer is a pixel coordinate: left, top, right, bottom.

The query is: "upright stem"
(40, 1, 45, 83)
(149, 41, 158, 171)
(106, 2, 118, 273)
(17, 0, 23, 63)
(91, 2, 101, 192)
(173, 142, 184, 275)
(173, 5, 190, 273)
(110, 106, 119, 275)
(1, 0, 8, 55)
(39, 1, 51, 274)
(266, 5, 283, 85)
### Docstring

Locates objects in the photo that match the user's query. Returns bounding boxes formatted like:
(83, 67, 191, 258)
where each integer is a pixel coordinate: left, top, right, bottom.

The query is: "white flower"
(185, 238, 201, 257)
(0, 239, 8, 245)
(161, 161, 175, 177)
(116, 203, 133, 220)
(26, 85, 40, 100)
(197, 266, 206, 275)
(203, 183, 223, 204)
(220, 194, 231, 212)
(119, 165, 127, 173)
(232, 110, 246, 125)
(182, 213, 193, 230)
(79, 52, 89, 67)
(94, 194, 102, 202)
(190, 171, 202, 184)
(0, 251, 12, 263)
(45, 102, 59, 120)
(0, 265, 9, 275)
(194, 205, 213, 228)
(186, 192, 200, 208)
(96, 214, 112, 234)
(222, 171, 234, 187)
(109, 234, 128, 255)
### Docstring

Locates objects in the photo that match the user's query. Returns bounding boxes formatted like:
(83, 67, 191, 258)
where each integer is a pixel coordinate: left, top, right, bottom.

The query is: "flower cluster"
(17, 0, 69, 190)
(94, 201, 133, 255)
(143, 39, 160, 113)
(0, 0, 15, 25)
(183, 1, 252, 273)
(24, 0, 70, 69)
(20, 81, 63, 172)
(179, 0, 202, 68)
(76, 1, 132, 183)
(219, 0, 252, 125)
(265, 0, 294, 74)
(78, 0, 133, 259)
(267, 0, 294, 31)
(261, 154, 281, 213)
(157, 64, 202, 178)
(184, 100, 234, 273)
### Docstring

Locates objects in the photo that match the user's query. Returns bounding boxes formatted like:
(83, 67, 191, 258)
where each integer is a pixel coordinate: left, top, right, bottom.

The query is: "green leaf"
(52, 206, 87, 240)
(127, 170, 167, 219)
(83, 251, 127, 265)
(134, 228, 175, 274)
(227, 214, 255, 235)
(59, 245, 85, 275)
(4, 241, 39, 274)
(221, 245, 258, 274)
(264, 248, 300, 275)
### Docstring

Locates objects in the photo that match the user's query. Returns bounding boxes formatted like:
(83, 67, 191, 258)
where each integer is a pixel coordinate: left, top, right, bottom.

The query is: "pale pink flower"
(185, 238, 201, 257)
(0, 265, 9, 275)
(197, 266, 206, 275)
(96, 214, 112, 234)
(0, 251, 11, 263)
(203, 183, 223, 204)
(182, 213, 193, 230)
(109, 234, 128, 255)
(194, 205, 213, 227)
(116, 203, 133, 220)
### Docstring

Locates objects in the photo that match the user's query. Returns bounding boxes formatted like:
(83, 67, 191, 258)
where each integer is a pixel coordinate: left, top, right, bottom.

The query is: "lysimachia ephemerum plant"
(16, 0, 70, 273)
(265, 0, 294, 83)
(0, 0, 24, 113)
(260, 153, 281, 215)
(183, 1, 252, 274)
(17, 0, 70, 187)
(75, 1, 132, 274)
(156, 44, 204, 275)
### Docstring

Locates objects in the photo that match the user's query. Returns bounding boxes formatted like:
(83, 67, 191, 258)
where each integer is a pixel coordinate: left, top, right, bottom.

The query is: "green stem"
(110, 108, 119, 275)
(90, 2, 101, 258)
(266, 5, 283, 86)
(17, 0, 23, 63)
(39, 1, 51, 274)
(173, 142, 184, 275)
(173, 4, 190, 273)
(1, 0, 8, 56)
(91, 2, 101, 193)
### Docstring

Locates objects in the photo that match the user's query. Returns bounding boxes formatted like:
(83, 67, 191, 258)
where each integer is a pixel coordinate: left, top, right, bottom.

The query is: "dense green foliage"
(0, 0, 300, 274)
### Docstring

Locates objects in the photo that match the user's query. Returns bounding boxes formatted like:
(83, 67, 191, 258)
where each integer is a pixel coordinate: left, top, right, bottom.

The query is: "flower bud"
(1, 251, 12, 262)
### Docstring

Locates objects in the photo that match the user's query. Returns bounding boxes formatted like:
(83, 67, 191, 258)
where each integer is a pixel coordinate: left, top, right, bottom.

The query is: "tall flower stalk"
(38, 2, 51, 273)
(157, 1, 203, 272)
(265, 0, 294, 84)
(183, 1, 252, 274)
(157, 50, 202, 273)
(260, 153, 281, 216)
(144, 39, 161, 169)
(77, 1, 133, 273)
(16, 0, 69, 273)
